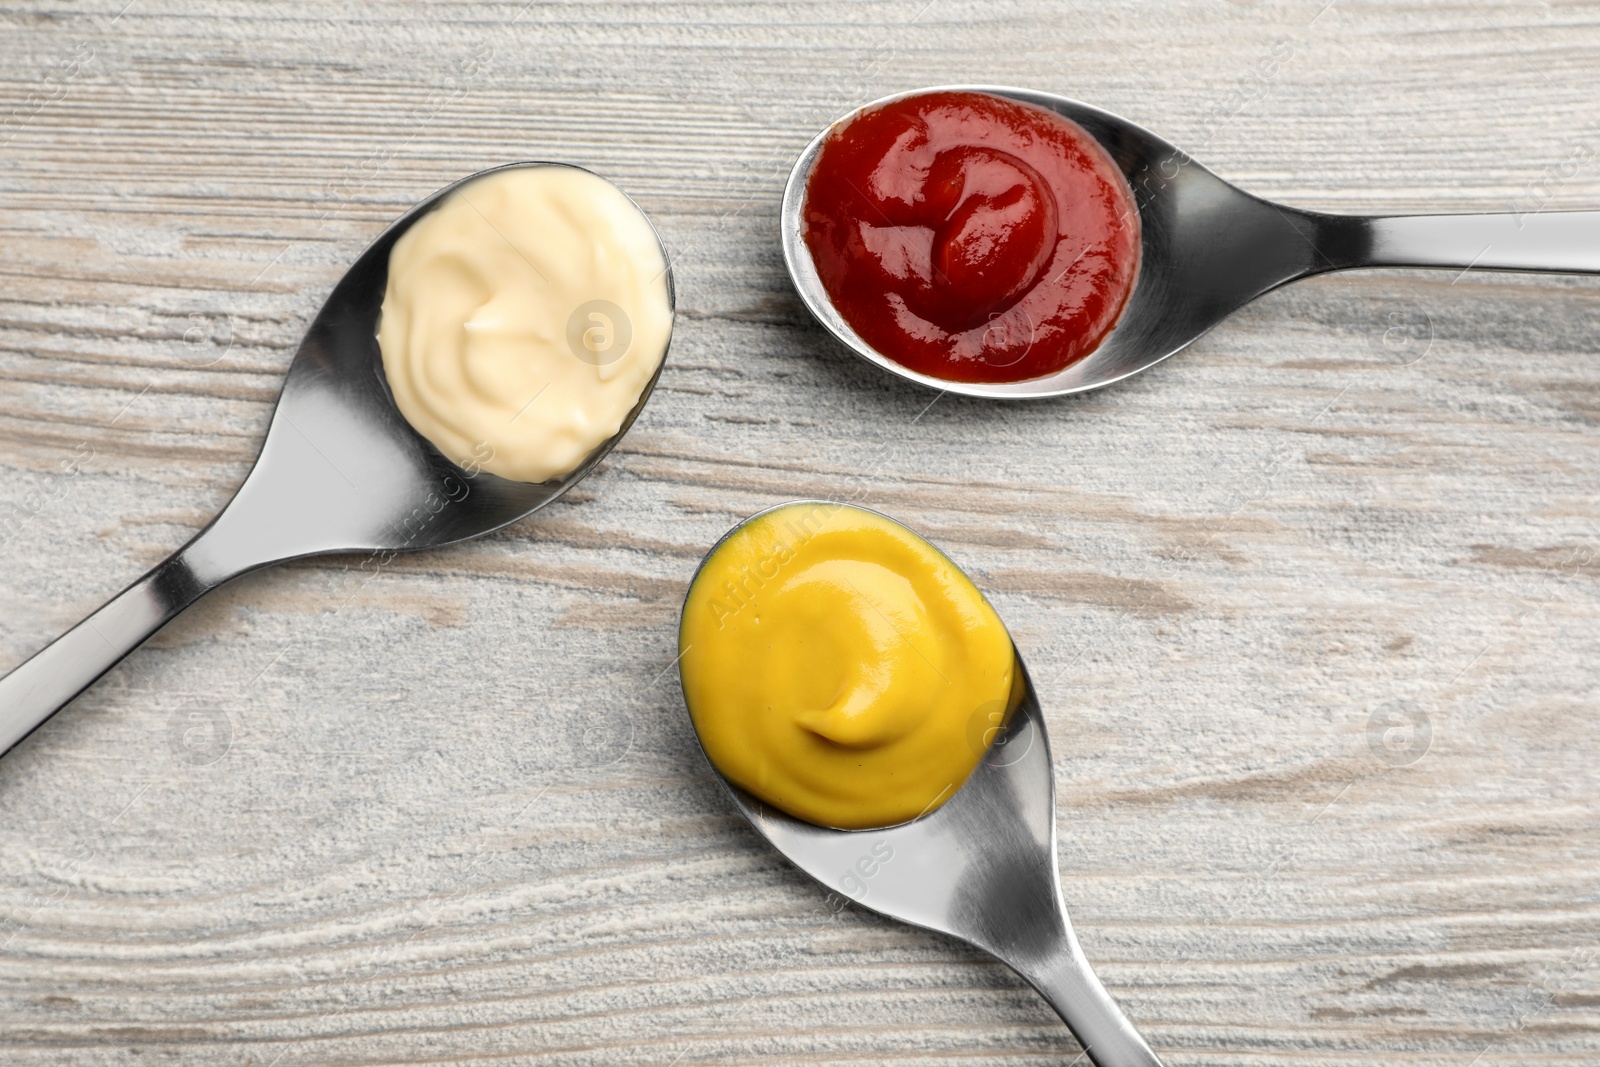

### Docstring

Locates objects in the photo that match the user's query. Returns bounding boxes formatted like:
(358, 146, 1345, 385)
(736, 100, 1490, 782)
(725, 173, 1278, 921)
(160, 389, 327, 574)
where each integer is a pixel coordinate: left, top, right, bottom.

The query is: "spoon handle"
(1342, 210, 1600, 274)
(1020, 927, 1165, 1067)
(0, 494, 290, 759)
(0, 542, 229, 758)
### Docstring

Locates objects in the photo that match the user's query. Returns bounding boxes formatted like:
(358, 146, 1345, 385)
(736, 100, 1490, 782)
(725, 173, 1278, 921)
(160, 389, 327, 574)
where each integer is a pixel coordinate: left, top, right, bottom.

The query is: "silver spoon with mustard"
(0, 162, 673, 759)
(679, 500, 1164, 1067)
(783, 85, 1600, 399)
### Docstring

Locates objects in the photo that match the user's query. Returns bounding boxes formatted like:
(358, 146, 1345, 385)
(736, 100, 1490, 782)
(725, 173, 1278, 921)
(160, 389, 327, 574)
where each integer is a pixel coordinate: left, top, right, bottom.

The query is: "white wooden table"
(2, 2, 1598, 1063)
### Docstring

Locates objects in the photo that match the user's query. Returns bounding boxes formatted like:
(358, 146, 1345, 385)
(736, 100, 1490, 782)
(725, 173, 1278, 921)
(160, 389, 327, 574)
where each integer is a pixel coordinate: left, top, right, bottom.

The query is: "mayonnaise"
(378, 165, 671, 483)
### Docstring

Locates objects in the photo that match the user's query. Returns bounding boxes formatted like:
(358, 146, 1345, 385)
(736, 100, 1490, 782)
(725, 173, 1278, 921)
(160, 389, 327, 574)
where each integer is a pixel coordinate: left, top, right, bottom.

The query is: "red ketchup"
(802, 91, 1140, 384)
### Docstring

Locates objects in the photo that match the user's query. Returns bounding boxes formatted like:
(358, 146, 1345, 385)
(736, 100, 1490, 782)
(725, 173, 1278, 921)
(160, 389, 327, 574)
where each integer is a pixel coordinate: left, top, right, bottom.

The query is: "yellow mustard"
(679, 501, 1016, 830)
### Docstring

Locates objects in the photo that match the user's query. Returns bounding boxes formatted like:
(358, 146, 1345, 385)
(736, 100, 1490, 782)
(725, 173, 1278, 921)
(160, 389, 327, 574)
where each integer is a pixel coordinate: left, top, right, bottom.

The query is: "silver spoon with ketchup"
(782, 85, 1600, 399)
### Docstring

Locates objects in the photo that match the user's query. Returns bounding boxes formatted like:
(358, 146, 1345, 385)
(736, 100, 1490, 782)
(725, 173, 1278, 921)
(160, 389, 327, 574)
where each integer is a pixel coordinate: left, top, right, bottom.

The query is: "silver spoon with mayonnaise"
(0, 162, 673, 759)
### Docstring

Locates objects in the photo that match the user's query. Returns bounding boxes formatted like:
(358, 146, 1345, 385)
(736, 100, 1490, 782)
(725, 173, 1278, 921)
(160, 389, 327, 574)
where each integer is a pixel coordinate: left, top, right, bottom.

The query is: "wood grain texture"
(2, 1, 1599, 1063)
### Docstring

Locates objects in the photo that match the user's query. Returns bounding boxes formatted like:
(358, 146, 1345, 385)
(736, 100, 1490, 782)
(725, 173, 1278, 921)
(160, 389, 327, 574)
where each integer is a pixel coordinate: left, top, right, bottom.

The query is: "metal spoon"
(0, 161, 673, 759)
(681, 504, 1164, 1067)
(782, 84, 1600, 399)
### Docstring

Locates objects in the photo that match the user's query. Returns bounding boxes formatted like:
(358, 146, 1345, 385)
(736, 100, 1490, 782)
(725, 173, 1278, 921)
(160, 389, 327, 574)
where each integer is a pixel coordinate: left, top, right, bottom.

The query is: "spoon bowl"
(0, 161, 672, 756)
(782, 84, 1600, 399)
(684, 502, 1164, 1067)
